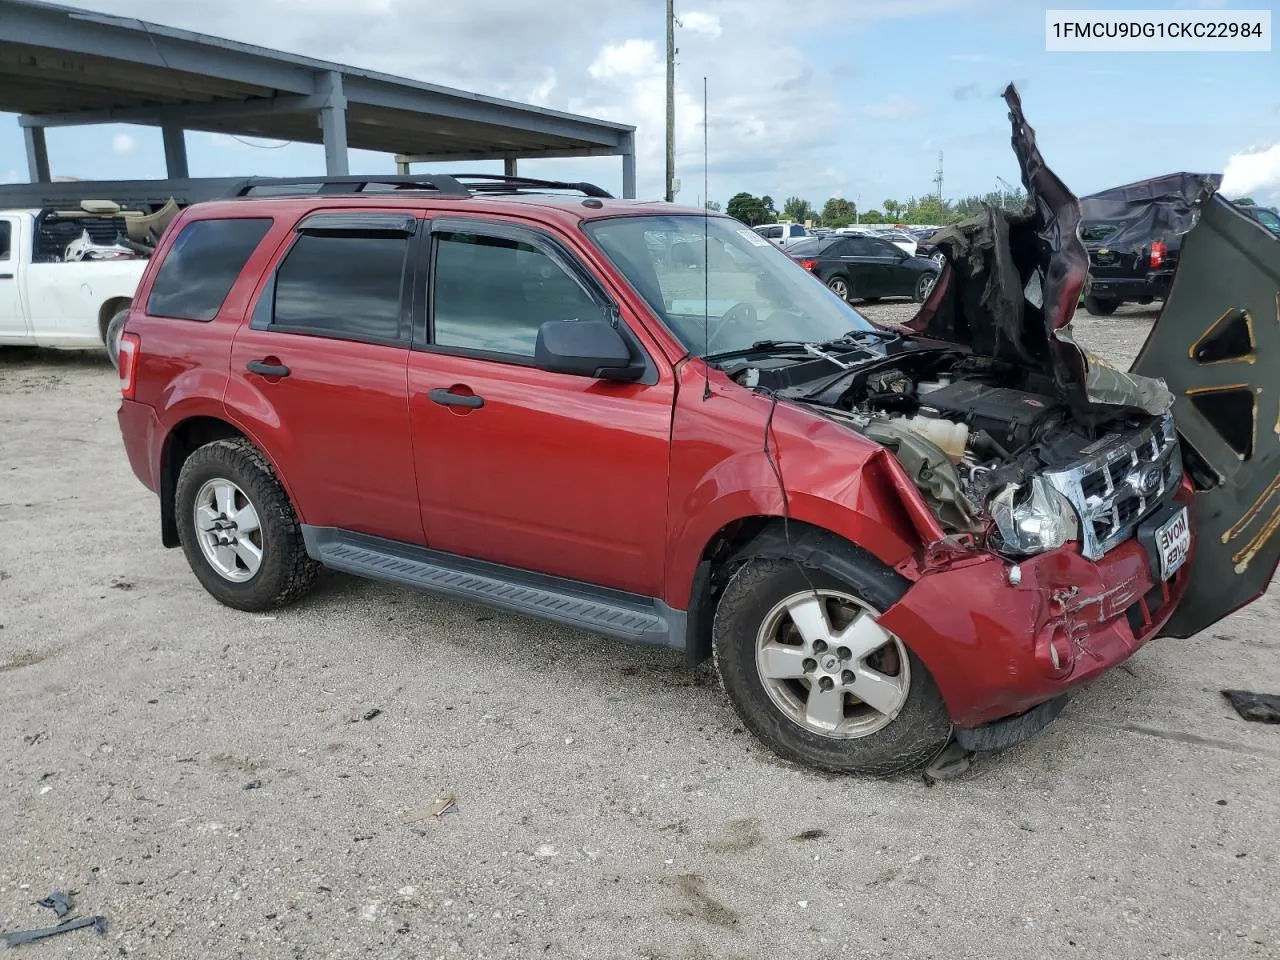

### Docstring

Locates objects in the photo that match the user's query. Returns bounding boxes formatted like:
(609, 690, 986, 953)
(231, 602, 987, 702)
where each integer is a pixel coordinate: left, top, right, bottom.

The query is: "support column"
(161, 123, 189, 179)
(317, 71, 349, 176)
(620, 132, 637, 199)
(24, 125, 50, 183)
(396, 159, 411, 175)
(503, 155, 518, 178)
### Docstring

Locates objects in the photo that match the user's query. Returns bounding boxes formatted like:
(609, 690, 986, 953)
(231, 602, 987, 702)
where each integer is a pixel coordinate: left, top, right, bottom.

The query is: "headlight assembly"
(989, 477, 1080, 556)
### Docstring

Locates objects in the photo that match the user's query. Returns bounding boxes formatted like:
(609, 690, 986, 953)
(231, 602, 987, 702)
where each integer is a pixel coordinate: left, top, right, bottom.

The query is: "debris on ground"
(791, 829, 826, 842)
(922, 742, 974, 785)
(346, 707, 383, 723)
(404, 792, 458, 823)
(1222, 689, 1280, 724)
(2, 915, 107, 949)
(35, 890, 72, 918)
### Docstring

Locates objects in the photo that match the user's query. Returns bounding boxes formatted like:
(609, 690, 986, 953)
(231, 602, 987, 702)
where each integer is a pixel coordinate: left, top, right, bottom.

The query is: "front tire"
(175, 438, 319, 612)
(1083, 295, 1120, 316)
(913, 272, 937, 303)
(713, 559, 951, 775)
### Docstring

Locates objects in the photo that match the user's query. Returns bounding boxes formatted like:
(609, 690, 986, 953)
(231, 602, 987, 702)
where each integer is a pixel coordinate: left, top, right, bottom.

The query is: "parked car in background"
(753, 222, 810, 248)
(876, 230, 919, 257)
(1078, 172, 1219, 315)
(1237, 202, 1280, 236)
(788, 233, 940, 303)
(909, 228, 945, 266)
(1, 204, 151, 349)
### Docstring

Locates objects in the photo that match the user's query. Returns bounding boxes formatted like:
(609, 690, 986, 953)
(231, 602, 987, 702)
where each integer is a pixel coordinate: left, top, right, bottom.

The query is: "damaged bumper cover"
(876, 486, 1191, 729)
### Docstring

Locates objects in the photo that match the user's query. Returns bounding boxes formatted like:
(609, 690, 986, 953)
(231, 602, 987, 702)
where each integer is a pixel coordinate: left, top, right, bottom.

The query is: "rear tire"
(713, 559, 951, 775)
(1083, 295, 1120, 316)
(175, 438, 319, 612)
(827, 276, 852, 301)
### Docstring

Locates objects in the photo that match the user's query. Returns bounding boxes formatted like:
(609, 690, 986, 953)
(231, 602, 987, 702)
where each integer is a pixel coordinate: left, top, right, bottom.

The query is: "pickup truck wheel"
(175, 438, 319, 611)
(713, 560, 951, 775)
(1083, 295, 1120, 316)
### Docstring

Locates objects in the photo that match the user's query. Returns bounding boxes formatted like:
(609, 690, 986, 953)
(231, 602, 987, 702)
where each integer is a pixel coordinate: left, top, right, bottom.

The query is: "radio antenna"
(702, 75, 711, 401)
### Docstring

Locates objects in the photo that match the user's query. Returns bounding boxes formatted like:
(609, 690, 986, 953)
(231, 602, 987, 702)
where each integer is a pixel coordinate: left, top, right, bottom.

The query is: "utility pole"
(933, 151, 944, 203)
(665, 0, 676, 202)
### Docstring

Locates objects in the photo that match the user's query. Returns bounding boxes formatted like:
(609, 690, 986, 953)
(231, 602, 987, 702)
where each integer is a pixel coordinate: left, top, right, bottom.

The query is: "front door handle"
(0, 273, 13, 279)
(428, 387, 484, 409)
(247, 359, 291, 378)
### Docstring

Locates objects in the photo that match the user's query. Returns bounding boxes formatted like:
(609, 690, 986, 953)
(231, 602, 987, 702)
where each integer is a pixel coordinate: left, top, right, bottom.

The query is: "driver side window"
(432, 231, 606, 358)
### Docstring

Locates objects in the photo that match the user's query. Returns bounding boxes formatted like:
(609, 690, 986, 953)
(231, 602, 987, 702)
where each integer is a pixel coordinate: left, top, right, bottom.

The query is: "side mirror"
(534, 319, 644, 381)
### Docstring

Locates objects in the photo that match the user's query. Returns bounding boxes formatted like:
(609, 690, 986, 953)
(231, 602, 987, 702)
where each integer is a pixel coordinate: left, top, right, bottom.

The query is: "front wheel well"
(684, 517, 901, 667)
(159, 418, 249, 547)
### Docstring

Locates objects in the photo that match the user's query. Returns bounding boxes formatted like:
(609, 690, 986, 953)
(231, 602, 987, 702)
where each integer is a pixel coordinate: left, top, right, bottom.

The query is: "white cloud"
(681, 11, 723, 38)
(1221, 144, 1280, 202)
(588, 39, 659, 80)
(862, 95, 928, 121)
(528, 68, 556, 107)
(112, 133, 136, 155)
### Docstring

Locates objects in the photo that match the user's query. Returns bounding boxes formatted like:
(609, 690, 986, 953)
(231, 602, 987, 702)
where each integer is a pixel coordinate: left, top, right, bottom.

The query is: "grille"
(1044, 413, 1182, 560)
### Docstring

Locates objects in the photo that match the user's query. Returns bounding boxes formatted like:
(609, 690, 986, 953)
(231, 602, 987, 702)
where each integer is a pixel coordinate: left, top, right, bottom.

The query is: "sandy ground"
(1, 302, 1277, 959)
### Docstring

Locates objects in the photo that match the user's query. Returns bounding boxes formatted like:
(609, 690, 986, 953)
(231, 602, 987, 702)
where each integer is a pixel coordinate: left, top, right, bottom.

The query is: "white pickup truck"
(1, 208, 147, 350)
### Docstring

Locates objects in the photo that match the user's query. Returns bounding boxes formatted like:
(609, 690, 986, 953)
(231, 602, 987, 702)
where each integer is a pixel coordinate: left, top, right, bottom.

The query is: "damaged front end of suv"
(717, 85, 1276, 747)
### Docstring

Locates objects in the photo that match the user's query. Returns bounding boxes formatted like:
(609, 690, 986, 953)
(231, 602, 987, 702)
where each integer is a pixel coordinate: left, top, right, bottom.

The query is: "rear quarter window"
(147, 218, 272, 321)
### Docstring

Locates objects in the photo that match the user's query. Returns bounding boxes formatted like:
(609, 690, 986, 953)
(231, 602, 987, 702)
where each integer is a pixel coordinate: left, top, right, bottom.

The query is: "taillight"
(1150, 239, 1167, 270)
(797, 258, 819, 272)
(119, 333, 141, 399)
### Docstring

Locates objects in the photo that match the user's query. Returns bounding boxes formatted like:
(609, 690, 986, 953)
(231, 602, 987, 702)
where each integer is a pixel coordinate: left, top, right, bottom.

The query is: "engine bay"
(744, 342, 1161, 549)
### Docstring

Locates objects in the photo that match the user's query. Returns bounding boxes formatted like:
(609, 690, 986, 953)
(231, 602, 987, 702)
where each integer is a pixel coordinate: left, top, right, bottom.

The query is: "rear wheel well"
(159, 418, 248, 547)
(98, 297, 132, 344)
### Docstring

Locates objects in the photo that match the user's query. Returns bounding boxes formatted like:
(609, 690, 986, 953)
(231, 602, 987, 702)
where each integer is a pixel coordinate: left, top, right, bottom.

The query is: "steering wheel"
(706, 301, 760, 353)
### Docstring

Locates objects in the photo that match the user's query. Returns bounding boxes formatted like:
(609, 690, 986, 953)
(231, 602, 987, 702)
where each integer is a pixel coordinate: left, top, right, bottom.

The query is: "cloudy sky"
(2, 0, 1278, 207)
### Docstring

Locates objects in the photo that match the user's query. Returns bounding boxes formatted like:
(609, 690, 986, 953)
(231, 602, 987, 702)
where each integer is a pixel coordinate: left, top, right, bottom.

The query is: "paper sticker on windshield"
(738, 229, 771, 247)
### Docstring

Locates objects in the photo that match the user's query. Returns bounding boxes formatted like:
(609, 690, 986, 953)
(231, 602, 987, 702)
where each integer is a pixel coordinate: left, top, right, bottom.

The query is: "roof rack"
(230, 174, 613, 200)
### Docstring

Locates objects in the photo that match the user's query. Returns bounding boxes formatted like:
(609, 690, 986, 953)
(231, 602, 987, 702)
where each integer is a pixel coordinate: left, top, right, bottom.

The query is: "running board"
(301, 526, 685, 649)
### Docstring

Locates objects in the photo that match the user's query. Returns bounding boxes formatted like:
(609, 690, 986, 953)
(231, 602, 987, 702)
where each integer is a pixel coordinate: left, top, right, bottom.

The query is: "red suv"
(115, 93, 1277, 775)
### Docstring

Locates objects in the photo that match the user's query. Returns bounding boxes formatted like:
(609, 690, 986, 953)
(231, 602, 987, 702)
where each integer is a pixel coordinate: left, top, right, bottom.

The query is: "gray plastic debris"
(1222, 690, 1280, 724)
(2, 915, 107, 949)
(35, 891, 71, 918)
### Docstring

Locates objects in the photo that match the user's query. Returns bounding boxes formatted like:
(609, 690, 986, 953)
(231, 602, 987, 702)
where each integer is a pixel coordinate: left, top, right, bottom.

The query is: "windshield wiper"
(702, 340, 817, 363)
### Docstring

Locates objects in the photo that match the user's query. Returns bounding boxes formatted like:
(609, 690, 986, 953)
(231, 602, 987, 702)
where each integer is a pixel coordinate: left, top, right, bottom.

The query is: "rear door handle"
(246, 359, 291, 377)
(0, 273, 13, 279)
(428, 387, 484, 409)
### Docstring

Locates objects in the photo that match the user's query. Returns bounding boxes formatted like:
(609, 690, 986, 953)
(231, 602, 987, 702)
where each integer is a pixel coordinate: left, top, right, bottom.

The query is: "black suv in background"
(1078, 173, 1219, 316)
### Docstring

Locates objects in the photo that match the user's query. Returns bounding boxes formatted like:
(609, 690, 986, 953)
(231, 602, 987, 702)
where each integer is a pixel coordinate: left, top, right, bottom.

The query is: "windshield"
(1251, 207, 1280, 233)
(584, 215, 872, 358)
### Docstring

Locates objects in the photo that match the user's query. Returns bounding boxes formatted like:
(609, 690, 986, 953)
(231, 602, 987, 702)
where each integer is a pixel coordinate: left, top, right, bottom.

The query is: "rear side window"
(0, 221, 11, 260)
(147, 218, 271, 321)
(272, 232, 409, 342)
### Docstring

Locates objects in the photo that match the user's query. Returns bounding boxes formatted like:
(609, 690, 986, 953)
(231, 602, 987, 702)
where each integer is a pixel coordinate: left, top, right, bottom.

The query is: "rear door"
(405, 215, 674, 596)
(225, 210, 423, 545)
(1132, 195, 1280, 637)
(0, 216, 28, 340)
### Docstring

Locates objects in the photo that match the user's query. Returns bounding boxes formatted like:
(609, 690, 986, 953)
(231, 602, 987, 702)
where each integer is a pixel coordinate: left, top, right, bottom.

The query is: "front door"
(225, 211, 423, 545)
(406, 217, 673, 596)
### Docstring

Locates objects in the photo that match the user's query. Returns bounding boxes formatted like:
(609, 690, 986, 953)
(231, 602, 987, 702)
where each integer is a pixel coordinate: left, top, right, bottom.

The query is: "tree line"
(722, 188, 1029, 228)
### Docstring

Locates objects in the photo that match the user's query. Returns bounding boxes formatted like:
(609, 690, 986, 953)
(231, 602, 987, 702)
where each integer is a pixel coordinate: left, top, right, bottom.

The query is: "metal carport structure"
(0, 0, 637, 196)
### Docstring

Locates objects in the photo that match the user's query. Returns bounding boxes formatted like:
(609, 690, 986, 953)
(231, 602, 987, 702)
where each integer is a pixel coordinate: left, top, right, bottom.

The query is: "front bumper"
(878, 489, 1192, 729)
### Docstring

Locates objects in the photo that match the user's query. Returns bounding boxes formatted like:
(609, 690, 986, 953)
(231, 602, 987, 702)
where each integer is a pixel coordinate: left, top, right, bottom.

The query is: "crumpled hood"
(899, 84, 1175, 417)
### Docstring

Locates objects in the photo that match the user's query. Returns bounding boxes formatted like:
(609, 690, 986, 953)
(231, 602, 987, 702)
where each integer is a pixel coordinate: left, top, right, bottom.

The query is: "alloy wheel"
(193, 478, 263, 582)
(754, 589, 911, 739)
